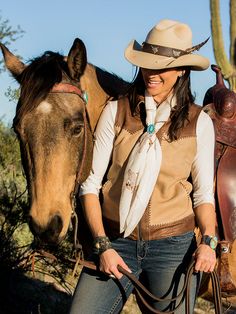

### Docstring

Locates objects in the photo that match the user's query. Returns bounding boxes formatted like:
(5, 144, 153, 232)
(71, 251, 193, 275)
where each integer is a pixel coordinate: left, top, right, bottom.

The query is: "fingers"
(109, 264, 123, 280)
(194, 244, 216, 273)
(99, 249, 132, 280)
(107, 262, 132, 280)
(194, 257, 216, 272)
(195, 258, 215, 272)
(118, 259, 132, 273)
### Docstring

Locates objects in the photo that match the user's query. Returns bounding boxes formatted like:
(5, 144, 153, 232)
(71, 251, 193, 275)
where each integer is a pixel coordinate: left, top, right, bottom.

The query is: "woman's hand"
(193, 244, 217, 272)
(99, 248, 132, 279)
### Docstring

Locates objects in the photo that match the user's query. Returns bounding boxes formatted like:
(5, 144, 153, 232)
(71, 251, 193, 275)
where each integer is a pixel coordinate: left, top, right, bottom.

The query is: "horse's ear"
(67, 38, 87, 80)
(0, 43, 26, 81)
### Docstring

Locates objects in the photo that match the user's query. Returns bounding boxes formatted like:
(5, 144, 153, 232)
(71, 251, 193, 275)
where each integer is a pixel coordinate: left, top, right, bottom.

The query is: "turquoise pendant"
(147, 124, 155, 134)
(83, 91, 88, 104)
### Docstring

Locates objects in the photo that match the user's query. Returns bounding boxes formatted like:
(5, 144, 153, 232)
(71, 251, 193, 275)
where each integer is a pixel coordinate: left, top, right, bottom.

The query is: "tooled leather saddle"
(203, 64, 236, 296)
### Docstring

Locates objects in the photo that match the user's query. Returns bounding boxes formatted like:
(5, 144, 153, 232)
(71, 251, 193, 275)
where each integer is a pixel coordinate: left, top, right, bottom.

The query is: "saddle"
(201, 65, 236, 299)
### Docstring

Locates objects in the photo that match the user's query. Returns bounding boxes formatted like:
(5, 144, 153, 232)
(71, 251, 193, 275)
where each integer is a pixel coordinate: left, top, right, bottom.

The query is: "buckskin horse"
(0, 39, 129, 244)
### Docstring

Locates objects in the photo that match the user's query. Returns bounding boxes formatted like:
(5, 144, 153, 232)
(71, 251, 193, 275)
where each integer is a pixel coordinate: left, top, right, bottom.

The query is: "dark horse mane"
(13, 51, 66, 127)
(13, 51, 130, 128)
(95, 66, 130, 100)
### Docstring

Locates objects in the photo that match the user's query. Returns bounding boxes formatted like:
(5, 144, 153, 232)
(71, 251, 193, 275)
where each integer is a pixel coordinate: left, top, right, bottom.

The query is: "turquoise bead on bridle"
(147, 124, 155, 134)
(83, 91, 88, 104)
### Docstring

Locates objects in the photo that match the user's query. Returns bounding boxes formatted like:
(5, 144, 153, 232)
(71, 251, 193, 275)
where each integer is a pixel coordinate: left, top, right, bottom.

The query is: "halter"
(51, 82, 88, 104)
(50, 82, 89, 221)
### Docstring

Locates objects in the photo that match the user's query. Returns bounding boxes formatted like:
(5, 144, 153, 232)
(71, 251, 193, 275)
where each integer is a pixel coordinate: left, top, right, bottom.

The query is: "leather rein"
(78, 259, 222, 314)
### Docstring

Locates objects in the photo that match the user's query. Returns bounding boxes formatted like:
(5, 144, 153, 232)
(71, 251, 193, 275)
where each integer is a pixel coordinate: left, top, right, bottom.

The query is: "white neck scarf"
(119, 90, 172, 237)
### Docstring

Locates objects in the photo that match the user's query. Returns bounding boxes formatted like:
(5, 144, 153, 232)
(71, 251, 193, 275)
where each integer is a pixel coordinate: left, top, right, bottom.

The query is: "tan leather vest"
(102, 97, 202, 240)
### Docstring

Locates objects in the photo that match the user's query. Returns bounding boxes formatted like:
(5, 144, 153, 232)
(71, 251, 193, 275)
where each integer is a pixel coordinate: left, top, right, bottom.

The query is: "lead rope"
(71, 257, 222, 314)
(117, 260, 223, 314)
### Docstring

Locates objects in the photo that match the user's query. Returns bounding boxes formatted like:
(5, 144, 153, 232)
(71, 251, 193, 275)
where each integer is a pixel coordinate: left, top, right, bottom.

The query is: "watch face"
(210, 236, 218, 249)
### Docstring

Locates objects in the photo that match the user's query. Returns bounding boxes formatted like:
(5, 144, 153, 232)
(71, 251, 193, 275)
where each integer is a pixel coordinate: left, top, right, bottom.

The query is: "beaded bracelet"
(93, 236, 112, 255)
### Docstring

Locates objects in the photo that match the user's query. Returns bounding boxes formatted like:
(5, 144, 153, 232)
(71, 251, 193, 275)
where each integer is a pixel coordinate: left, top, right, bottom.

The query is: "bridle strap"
(51, 82, 86, 102)
(50, 81, 88, 187)
(69, 108, 90, 251)
(74, 108, 88, 187)
(50, 81, 88, 209)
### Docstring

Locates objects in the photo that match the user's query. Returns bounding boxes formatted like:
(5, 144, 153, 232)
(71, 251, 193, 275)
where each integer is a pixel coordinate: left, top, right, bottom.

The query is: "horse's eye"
(71, 125, 83, 136)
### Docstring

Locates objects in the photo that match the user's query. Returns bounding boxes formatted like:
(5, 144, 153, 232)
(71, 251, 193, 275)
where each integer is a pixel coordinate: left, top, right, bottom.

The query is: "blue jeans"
(69, 232, 200, 314)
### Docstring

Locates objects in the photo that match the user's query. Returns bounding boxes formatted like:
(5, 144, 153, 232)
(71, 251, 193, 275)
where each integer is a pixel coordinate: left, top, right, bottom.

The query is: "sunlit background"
(0, 0, 229, 124)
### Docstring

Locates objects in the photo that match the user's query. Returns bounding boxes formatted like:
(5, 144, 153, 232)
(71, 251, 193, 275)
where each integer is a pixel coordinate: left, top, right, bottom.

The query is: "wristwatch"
(201, 235, 218, 250)
(93, 236, 112, 255)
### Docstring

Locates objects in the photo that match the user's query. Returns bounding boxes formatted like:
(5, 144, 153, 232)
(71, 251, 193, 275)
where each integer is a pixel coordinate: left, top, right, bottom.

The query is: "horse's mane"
(95, 66, 130, 99)
(13, 51, 66, 127)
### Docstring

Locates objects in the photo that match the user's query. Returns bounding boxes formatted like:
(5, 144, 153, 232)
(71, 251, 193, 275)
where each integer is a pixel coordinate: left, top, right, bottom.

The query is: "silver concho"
(151, 45, 159, 54)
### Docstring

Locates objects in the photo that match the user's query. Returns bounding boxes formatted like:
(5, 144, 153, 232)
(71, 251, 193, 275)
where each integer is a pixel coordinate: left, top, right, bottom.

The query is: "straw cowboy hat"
(125, 19, 210, 71)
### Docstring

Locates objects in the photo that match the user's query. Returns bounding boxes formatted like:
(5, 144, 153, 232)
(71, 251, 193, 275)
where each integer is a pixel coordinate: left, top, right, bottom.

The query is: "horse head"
(0, 39, 113, 244)
(0, 39, 129, 245)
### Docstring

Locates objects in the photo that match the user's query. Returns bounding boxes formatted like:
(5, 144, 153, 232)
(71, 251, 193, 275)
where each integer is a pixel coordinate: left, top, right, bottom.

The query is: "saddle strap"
(217, 145, 236, 242)
(217, 240, 236, 295)
(80, 259, 223, 314)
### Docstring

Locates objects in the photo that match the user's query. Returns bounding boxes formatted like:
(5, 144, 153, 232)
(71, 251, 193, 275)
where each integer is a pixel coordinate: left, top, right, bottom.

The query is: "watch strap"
(201, 235, 218, 250)
(93, 236, 112, 255)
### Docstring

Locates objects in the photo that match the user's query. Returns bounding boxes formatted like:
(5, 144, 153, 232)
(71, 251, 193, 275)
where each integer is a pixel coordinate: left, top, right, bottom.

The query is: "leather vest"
(102, 97, 202, 240)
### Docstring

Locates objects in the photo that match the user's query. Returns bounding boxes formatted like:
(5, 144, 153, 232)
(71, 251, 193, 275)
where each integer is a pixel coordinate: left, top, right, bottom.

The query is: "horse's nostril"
(49, 215, 63, 236)
(28, 214, 63, 244)
(28, 215, 42, 235)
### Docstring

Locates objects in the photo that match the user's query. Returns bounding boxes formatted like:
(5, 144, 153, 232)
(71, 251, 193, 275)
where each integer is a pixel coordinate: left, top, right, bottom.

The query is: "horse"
(0, 39, 130, 245)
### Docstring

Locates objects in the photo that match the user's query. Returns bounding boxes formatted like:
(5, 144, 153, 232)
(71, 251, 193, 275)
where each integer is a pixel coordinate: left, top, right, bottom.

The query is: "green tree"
(0, 121, 26, 201)
(210, 0, 236, 91)
(0, 12, 24, 104)
(0, 13, 24, 74)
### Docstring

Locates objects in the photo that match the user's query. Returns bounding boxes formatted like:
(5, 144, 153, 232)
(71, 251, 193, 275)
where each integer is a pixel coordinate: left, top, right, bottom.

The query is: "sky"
(0, 0, 230, 124)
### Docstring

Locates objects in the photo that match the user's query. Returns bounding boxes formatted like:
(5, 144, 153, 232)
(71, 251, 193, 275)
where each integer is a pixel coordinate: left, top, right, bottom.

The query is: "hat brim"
(125, 40, 210, 71)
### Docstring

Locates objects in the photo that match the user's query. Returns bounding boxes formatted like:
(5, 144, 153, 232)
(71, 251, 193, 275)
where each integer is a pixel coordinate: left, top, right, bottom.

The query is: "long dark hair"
(127, 68, 195, 141)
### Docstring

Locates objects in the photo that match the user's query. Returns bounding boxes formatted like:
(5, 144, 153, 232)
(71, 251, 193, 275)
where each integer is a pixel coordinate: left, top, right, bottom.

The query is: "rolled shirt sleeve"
(79, 101, 118, 196)
(192, 110, 215, 207)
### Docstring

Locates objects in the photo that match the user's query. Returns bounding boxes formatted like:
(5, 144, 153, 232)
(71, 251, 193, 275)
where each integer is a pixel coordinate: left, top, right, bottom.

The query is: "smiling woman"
(141, 68, 183, 103)
(69, 19, 217, 314)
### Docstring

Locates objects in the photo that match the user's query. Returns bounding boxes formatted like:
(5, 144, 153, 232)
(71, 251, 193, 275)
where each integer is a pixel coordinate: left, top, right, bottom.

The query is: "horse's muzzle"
(28, 214, 63, 244)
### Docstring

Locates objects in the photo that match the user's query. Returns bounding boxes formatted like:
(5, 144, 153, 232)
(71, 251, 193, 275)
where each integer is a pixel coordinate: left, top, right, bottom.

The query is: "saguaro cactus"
(210, 0, 236, 91)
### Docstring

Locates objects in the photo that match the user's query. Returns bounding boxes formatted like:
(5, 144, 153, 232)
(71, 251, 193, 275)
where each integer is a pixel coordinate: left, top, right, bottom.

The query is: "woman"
(70, 19, 217, 314)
